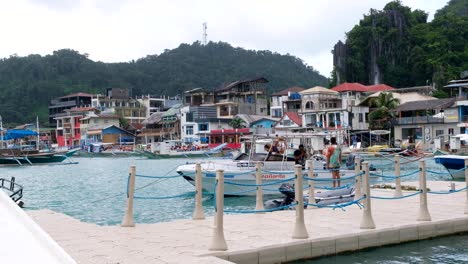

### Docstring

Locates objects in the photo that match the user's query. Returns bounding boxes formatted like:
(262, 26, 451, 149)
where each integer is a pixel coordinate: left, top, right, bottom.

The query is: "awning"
(86, 130, 102, 136)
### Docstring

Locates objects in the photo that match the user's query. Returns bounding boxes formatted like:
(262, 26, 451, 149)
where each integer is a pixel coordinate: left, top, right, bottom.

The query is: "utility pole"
(202, 22, 207, 45)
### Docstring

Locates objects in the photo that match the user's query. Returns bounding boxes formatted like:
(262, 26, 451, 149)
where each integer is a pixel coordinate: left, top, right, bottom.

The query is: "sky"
(0, 0, 448, 77)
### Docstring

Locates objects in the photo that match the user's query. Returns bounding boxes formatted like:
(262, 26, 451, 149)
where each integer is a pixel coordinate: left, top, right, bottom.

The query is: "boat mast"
(36, 116, 40, 150)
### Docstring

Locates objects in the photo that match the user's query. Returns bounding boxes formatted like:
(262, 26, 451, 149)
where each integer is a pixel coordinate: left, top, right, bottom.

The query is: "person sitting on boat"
(325, 137, 342, 188)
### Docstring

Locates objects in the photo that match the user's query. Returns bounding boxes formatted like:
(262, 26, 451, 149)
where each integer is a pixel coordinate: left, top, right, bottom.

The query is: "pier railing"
(121, 155, 468, 251)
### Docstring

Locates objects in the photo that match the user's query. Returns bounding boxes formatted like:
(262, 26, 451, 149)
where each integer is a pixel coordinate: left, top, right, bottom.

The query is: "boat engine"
(264, 183, 307, 210)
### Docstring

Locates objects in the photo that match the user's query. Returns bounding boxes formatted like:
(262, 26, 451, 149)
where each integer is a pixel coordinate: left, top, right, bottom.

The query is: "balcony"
(395, 116, 444, 125)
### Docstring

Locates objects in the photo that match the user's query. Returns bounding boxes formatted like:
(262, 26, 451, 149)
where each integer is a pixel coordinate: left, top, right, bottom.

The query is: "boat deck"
(28, 181, 468, 264)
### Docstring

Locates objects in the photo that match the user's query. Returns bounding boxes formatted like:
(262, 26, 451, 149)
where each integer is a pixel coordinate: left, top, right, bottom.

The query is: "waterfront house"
(270, 87, 304, 118)
(300, 86, 342, 130)
(86, 125, 135, 146)
(92, 88, 146, 124)
(179, 105, 230, 144)
(55, 107, 99, 147)
(392, 98, 458, 148)
(80, 113, 120, 145)
(274, 112, 302, 132)
(136, 95, 181, 117)
(48, 93, 93, 127)
(138, 104, 182, 145)
(214, 77, 269, 118)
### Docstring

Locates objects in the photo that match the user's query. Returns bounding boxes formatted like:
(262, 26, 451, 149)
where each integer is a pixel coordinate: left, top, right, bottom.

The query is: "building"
(274, 112, 302, 131)
(214, 77, 269, 118)
(136, 95, 181, 117)
(270, 87, 304, 118)
(80, 114, 120, 144)
(300, 86, 343, 130)
(393, 98, 458, 147)
(55, 107, 98, 147)
(91, 88, 146, 124)
(48, 93, 93, 127)
(207, 128, 251, 149)
(180, 105, 230, 144)
(184, 88, 215, 106)
(86, 125, 135, 145)
(138, 104, 182, 144)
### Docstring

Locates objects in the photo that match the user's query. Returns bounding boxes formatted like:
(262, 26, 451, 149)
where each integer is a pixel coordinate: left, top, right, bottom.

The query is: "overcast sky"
(0, 0, 447, 77)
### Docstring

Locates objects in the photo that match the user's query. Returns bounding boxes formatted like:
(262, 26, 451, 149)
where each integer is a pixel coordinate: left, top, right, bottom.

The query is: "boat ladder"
(0, 177, 23, 202)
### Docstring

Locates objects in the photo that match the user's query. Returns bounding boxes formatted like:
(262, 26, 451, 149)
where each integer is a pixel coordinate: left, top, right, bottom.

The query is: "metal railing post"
(464, 159, 468, 214)
(209, 170, 227, 251)
(417, 160, 431, 221)
(292, 165, 308, 239)
(360, 162, 375, 229)
(193, 163, 205, 220)
(394, 155, 402, 197)
(121, 165, 136, 227)
(255, 162, 265, 212)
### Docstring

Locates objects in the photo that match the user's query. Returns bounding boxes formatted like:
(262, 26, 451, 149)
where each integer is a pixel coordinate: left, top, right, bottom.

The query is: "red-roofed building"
(270, 87, 304, 118)
(365, 84, 395, 92)
(331, 82, 368, 92)
(275, 112, 302, 130)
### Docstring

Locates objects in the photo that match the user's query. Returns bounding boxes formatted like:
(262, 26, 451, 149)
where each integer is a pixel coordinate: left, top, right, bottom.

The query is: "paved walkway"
(28, 181, 468, 264)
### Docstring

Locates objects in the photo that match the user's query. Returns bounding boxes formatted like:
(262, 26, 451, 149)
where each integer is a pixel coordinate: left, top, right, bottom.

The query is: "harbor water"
(1, 156, 466, 262)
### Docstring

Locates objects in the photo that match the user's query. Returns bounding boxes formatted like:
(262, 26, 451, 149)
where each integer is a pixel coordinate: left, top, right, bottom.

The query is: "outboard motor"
(346, 153, 377, 171)
(264, 183, 307, 210)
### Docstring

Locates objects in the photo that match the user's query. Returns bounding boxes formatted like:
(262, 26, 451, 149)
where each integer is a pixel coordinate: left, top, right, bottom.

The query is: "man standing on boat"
(325, 137, 342, 188)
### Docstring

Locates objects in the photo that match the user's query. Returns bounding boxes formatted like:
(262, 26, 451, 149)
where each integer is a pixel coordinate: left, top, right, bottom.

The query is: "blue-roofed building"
(270, 87, 304, 118)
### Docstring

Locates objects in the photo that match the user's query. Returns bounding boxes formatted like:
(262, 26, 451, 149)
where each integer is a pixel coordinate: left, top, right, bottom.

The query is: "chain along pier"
(28, 156, 468, 264)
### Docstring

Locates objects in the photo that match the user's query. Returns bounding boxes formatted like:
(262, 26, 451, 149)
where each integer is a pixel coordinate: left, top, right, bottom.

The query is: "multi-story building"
(80, 113, 120, 144)
(300, 86, 344, 130)
(214, 77, 269, 118)
(270, 87, 304, 118)
(91, 88, 146, 124)
(55, 107, 98, 147)
(136, 95, 181, 117)
(184, 88, 215, 106)
(139, 104, 182, 144)
(180, 105, 230, 144)
(48, 93, 93, 127)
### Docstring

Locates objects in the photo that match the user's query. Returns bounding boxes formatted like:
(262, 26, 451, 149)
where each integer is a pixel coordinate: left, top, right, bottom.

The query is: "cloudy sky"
(1, 0, 447, 77)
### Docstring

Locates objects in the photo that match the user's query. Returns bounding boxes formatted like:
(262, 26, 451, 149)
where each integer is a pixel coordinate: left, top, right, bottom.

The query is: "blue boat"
(434, 155, 468, 179)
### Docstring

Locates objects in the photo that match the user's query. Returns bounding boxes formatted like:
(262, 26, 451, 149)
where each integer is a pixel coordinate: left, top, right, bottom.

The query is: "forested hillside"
(0, 41, 327, 125)
(332, 0, 467, 94)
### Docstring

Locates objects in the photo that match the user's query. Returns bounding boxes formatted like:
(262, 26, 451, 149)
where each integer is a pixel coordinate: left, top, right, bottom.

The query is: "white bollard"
(360, 162, 376, 229)
(292, 165, 309, 239)
(464, 159, 468, 214)
(307, 160, 315, 209)
(193, 163, 205, 220)
(354, 157, 362, 199)
(417, 160, 431, 221)
(394, 155, 403, 198)
(209, 170, 228, 251)
(121, 165, 136, 227)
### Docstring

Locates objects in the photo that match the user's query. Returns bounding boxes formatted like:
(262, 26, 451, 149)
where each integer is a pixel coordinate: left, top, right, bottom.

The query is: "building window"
(186, 125, 194, 135)
(359, 113, 363, 123)
(198, 123, 209, 131)
(449, 128, 454, 135)
(435, 130, 444, 136)
(305, 101, 314, 110)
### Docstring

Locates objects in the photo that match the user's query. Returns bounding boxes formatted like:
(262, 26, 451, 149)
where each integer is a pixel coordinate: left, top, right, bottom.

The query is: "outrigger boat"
(143, 141, 228, 159)
(177, 134, 366, 196)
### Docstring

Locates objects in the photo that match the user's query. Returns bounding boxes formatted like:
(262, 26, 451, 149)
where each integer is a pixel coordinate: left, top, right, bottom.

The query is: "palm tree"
(368, 92, 400, 130)
(229, 118, 246, 129)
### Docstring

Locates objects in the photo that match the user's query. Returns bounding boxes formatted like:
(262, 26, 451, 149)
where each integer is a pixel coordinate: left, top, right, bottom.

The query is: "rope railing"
(304, 171, 364, 182)
(224, 202, 298, 214)
(135, 174, 183, 179)
(224, 177, 295, 187)
(306, 195, 366, 211)
(427, 166, 468, 175)
(134, 192, 196, 200)
(369, 170, 419, 179)
(428, 186, 468, 195)
(370, 190, 422, 200)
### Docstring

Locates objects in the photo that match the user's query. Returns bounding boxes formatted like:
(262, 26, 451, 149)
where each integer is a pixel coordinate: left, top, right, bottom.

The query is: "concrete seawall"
(28, 181, 468, 264)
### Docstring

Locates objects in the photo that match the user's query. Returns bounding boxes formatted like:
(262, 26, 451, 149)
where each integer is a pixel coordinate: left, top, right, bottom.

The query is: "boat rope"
(134, 191, 196, 200)
(427, 166, 468, 175)
(224, 202, 298, 214)
(304, 172, 364, 182)
(224, 177, 295, 187)
(135, 174, 183, 179)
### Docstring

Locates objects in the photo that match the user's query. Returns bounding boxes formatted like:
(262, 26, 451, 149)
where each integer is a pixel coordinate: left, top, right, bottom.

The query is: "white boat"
(176, 134, 362, 196)
(145, 141, 228, 158)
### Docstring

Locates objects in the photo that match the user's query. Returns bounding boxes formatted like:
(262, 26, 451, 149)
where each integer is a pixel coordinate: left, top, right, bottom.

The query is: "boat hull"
(434, 155, 468, 179)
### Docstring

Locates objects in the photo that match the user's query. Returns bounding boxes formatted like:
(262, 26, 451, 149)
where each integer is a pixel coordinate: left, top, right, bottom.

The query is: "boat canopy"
(0, 129, 38, 140)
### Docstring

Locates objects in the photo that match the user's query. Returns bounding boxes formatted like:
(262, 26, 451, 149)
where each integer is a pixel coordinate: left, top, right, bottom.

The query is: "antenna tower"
(202, 22, 207, 45)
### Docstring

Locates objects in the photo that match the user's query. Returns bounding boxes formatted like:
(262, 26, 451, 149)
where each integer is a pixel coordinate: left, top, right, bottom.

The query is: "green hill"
(332, 0, 468, 95)
(0, 41, 327, 125)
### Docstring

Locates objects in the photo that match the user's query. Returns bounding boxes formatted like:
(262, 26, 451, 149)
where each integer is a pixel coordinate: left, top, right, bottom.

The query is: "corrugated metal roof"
(272, 87, 304, 96)
(393, 98, 456, 112)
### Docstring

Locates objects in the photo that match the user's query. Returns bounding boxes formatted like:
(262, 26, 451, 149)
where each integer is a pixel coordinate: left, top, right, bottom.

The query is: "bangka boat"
(144, 141, 228, 159)
(434, 155, 468, 179)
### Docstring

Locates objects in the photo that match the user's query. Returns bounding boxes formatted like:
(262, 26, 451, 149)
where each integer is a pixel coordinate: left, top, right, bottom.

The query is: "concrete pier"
(28, 181, 468, 264)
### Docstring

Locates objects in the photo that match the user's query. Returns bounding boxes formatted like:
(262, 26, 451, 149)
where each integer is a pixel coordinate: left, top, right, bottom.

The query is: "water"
(291, 233, 468, 264)
(1, 155, 465, 262)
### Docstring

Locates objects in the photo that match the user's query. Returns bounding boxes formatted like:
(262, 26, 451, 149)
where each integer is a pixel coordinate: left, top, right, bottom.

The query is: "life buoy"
(425, 135, 431, 141)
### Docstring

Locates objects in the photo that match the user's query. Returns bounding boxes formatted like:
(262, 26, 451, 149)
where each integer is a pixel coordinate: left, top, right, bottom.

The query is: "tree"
(229, 118, 246, 129)
(368, 92, 400, 129)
